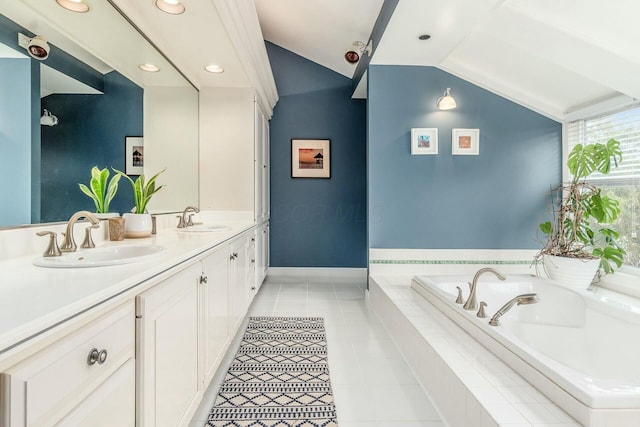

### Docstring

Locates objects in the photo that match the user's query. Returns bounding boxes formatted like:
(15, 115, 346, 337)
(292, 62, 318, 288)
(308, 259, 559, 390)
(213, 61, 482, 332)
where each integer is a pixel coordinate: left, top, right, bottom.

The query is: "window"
(566, 102, 640, 267)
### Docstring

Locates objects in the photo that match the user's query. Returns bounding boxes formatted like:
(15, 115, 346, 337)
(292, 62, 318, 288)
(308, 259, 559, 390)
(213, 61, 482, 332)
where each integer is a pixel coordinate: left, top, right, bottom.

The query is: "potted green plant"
(78, 166, 121, 218)
(114, 168, 165, 238)
(536, 138, 625, 288)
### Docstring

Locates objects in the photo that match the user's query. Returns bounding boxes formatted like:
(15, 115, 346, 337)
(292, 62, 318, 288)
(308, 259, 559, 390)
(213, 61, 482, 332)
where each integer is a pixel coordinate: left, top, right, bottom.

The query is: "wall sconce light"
(436, 88, 457, 110)
(41, 109, 59, 126)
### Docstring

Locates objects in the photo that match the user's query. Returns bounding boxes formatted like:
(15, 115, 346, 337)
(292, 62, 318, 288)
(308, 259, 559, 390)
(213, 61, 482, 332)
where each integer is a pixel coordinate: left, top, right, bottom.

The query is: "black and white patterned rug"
(207, 317, 338, 427)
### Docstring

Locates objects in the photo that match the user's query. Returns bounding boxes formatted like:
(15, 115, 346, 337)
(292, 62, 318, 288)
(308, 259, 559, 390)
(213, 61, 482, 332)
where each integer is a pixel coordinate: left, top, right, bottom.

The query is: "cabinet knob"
(233, 252, 238, 258)
(200, 275, 208, 284)
(251, 286, 256, 291)
(251, 259, 255, 263)
(98, 349, 108, 364)
(87, 348, 99, 365)
(87, 348, 108, 365)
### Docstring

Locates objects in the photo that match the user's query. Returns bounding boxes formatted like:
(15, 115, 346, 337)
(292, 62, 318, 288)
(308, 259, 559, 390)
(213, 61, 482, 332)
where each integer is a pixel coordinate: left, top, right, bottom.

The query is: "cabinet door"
(229, 237, 249, 332)
(262, 118, 270, 220)
(136, 263, 201, 427)
(0, 302, 134, 427)
(58, 358, 135, 426)
(264, 221, 270, 273)
(256, 223, 267, 288)
(254, 101, 263, 223)
(247, 234, 257, 299)
(200, 248, 230, 386)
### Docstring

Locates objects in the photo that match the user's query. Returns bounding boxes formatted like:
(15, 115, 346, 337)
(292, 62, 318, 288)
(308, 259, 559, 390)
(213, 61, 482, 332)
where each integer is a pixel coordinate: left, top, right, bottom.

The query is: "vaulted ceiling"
(256, 0, 640, 122)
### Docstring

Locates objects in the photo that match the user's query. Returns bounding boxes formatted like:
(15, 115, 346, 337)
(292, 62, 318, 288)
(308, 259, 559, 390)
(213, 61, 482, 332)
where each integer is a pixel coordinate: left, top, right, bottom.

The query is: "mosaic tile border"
(370, 259, 538, 265)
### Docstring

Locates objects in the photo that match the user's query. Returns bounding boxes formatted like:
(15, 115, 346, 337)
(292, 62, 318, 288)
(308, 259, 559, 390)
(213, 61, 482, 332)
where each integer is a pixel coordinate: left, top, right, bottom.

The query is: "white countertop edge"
(0, 220, 255, 357)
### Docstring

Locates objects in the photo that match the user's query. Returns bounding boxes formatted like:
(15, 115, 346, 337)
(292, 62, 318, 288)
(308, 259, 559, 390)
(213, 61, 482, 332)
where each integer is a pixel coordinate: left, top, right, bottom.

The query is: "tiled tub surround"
(369, 275, 581, 427)
(369, 249, 540, 277)
(412, 274, 640, 426)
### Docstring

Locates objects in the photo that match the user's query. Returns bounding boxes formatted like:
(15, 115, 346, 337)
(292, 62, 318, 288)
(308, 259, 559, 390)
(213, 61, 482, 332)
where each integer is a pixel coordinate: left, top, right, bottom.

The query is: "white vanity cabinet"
(199, 87, 271, 224)
(136, 263, 201, 427)
(256, 221, 269, 288)
(199, 229, 257, 388)
(0, 301, 135, 427)
(199, 246, 230, 387)
(0, 224, 260, 427)
(229, 234, 250, 333)
(136, 229, 257, 427)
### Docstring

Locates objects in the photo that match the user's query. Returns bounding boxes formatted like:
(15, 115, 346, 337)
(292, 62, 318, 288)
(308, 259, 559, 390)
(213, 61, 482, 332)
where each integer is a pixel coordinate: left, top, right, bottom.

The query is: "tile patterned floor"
(191, 275, 444, 427)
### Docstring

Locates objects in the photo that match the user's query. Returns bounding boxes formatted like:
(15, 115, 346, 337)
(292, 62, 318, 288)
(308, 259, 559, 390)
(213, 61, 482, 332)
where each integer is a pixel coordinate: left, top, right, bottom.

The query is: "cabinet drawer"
(1, 301, 135, 426)
(58, 358, 135, 426)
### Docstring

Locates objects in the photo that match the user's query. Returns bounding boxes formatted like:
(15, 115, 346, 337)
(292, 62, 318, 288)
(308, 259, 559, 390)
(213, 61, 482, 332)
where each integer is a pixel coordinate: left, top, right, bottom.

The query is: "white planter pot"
(123, 213, 152, 238)
(542, 254, 600, 289)
(95, 212, 120, 220)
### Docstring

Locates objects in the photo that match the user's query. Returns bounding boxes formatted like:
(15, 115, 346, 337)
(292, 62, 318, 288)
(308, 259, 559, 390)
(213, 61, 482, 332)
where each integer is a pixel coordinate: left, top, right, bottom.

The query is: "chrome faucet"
(60, 211, 100, 252)
(177, 206, 200, 228)
(489, 293, 539, 326)
(463, 267, 507, 311)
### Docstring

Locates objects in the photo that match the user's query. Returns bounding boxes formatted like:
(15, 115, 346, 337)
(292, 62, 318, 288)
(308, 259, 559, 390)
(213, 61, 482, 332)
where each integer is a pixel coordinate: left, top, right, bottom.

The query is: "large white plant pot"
(542, 254, 600, 289)
(123, 213, 152, 238)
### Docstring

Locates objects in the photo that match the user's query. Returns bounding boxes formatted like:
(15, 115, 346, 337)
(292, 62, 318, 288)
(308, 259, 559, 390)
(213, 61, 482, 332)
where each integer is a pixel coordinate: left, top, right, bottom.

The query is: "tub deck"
(369, 274, 640, 427)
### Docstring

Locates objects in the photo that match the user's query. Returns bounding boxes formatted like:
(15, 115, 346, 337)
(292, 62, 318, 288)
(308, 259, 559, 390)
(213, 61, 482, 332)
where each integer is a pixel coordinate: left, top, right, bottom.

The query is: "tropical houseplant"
(536, 138, 625, 287)
(114, 168, 165, 237)
(79, 166, 121, 217)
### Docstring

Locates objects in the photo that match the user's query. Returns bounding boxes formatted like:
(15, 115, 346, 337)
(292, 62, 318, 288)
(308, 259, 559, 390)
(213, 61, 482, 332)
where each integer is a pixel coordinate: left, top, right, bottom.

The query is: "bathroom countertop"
(0, 219, 255, 359)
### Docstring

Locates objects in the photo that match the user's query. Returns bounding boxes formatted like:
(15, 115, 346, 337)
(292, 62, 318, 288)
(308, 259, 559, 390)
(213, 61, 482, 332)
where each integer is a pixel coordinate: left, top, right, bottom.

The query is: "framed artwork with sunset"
(291, 139, 331, 178)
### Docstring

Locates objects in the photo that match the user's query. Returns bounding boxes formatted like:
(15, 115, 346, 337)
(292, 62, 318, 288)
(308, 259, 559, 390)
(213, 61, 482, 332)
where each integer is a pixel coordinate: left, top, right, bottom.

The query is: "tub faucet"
(60, 210, 100, 252)
(177, 206, 200, 228)
(463, 267, 506, 311)
(489, 293, 539, 326)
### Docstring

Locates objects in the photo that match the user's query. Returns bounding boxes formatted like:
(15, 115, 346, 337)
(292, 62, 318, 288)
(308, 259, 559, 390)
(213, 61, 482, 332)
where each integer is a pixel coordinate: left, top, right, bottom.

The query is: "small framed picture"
(411, 128, 438, 155)
(452, 129, 480, 155)
(125, 136, 144, 175)
(291, 139, 331, 178)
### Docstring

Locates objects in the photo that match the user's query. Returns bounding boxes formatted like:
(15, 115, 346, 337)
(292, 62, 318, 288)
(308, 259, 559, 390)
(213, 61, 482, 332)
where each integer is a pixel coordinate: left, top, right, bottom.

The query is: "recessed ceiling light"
(56, 0, 90, 13)
(139, 63, 160, 72)
(418, 34, 431, 40)
(205, 64, 224, 74)
(155, 0, 185, 15)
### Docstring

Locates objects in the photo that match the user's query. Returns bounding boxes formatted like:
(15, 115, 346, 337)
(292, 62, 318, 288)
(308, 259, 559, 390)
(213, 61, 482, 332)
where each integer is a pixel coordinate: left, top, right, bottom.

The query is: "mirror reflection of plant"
(537, 139, 625, 274)
(78, 166, 121, 214)
(113, 168, 165, 214)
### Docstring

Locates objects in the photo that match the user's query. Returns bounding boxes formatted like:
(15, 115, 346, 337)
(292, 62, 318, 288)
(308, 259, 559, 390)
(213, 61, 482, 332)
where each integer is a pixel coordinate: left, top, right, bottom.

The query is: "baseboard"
(267, 267, 367, 280)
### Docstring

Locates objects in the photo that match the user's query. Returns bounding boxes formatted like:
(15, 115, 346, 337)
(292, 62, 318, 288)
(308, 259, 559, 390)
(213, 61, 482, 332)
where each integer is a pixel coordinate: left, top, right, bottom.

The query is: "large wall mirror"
(0, 0, 199, 229)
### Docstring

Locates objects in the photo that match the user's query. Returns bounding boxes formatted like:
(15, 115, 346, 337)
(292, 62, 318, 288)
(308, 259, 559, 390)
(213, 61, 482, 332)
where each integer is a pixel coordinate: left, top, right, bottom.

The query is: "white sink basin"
(33, 245, 164, 268)
(178, 224, 232, 233)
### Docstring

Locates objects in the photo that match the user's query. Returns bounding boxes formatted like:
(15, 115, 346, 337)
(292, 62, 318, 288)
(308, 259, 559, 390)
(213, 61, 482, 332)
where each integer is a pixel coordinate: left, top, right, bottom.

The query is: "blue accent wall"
(0, 59, 32, 226)
(266, 42, 367, 267)
(40, 71, 142, 222)
(368, 65, 562, 249)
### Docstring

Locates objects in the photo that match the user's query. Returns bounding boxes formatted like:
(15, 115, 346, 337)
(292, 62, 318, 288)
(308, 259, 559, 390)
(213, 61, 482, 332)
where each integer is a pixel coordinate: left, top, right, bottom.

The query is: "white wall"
(199, 87, 255, 212)
(144, 86, 199, 212)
